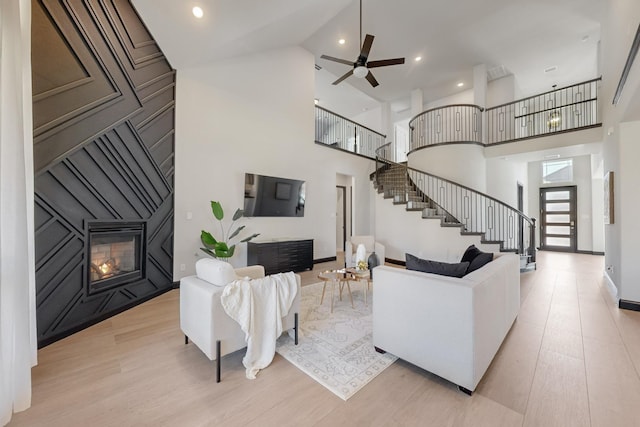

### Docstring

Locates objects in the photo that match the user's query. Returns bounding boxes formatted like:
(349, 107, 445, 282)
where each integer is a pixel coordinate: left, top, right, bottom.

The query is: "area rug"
(276, 281, 397, 400)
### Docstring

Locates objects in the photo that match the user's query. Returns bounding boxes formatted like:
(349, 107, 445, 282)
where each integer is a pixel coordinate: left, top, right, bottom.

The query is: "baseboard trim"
(314, 256, 337, 264)
(385, 258, 405, 266)
(619, 299, 640, 312)
(576, 250, 605, 256)
(172, 281, 180, 289)
(603, 271, 619, 303)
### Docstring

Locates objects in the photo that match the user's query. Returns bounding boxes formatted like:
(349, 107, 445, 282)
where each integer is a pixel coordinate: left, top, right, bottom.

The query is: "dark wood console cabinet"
(247, 239, 313, 275)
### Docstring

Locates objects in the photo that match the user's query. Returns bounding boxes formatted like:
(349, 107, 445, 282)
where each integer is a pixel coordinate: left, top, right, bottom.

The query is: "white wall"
(487, 75, 516, 108)
(351, 106, 384, 135)
(527, 155, 601, 252)
(173, 46, 374, 279)
(600, 0, 640, 301)
(424, 89, 474, 110)
(485, 157, 528, 209)
(409, 144, 487, 192)
(590, 153, 605, 253)
(619, 121, 640, 301)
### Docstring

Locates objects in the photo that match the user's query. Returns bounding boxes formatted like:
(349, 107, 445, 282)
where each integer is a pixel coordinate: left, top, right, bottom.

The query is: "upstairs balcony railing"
(405, 78, 601, 151)
(409, 104, 483, 151)
(486, 78, 601, 145)
(315, 105, 386, 159)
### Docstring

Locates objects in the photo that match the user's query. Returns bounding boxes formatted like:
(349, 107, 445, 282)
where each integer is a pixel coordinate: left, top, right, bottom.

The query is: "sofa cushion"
(195, 258, 236, 287)
(461, 245, 494, 274)
(406, 253, 469, 278)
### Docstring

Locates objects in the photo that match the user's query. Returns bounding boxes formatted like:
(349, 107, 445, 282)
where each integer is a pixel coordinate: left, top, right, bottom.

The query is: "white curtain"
(0, 0, 37, 425)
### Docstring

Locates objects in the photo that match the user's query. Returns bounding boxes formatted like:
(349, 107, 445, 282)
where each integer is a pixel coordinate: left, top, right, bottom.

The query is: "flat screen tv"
(244, 173, 305, 217)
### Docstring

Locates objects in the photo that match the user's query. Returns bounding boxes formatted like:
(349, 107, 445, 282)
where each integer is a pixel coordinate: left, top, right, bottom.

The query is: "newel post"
(529, 218, 537, 263)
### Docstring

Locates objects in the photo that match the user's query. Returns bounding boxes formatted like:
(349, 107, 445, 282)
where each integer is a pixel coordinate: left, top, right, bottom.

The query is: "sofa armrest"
(373, 266, 475, 388)
(234, 265, 265, 279)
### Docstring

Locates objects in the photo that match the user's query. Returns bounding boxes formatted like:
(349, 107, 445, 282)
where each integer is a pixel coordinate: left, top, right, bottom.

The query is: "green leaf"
(240, 233, 260, 243)
(232, 209, 244, 221)
(199, 247, 216, 258)
(215, 244, 235, 258)
(200, 230, 218, 249)
(211, 201, 224, 221)
(216, 241, 229, 251)
(228, 225, 245, 240)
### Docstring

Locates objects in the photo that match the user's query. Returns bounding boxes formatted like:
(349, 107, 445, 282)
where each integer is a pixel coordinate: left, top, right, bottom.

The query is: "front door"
(539, 186, 577, 252)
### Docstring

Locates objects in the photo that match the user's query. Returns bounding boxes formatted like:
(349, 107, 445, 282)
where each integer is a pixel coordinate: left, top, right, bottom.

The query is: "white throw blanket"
(220, 272, 298, 379)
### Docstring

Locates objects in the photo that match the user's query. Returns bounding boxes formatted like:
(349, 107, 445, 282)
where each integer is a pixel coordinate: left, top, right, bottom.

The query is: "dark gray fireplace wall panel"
(32, 0, 175, 347)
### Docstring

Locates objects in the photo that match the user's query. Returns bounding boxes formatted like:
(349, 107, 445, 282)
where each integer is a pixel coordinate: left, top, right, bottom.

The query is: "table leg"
(330, 279, 335, 313)
(345, 281, 354, 308)
(364, 279, 367, 306)
(320, 282, 327, 305)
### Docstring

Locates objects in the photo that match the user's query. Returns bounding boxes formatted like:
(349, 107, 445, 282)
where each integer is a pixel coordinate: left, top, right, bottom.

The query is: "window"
(542, 159, 573, 184)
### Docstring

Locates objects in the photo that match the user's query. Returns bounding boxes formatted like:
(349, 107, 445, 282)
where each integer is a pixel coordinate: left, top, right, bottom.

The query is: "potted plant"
(200, 201, 259, 260)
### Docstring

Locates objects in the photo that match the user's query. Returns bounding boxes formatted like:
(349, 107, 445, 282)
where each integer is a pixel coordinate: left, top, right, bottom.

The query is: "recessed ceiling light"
(457, 82, 464, 87)
(338, 39, 346, 45)
(544, 66, 558, 73)
(414, 56, 422, 62)
(192, 6, 204, 18)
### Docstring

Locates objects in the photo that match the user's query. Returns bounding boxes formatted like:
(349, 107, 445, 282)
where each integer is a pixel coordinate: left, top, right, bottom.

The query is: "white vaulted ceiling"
(132, 0, 604, 117)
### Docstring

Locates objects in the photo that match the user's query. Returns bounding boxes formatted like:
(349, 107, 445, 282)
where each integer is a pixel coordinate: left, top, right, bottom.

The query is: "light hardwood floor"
(9, 251, 640, 426)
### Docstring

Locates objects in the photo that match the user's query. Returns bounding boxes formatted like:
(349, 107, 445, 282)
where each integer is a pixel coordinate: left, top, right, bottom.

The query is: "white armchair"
(345, 235, 385, 269)
(180, 258, 300, 382)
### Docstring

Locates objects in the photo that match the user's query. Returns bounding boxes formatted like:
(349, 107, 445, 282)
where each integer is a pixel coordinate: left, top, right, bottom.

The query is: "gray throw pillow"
(460, 244, 494, 274)
(405, 253, 469, 278)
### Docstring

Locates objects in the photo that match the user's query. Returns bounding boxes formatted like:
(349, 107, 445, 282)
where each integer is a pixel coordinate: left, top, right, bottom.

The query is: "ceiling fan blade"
(332, 69, 354, 85)
(321, 54, 354, 66)
(367, 58, 406, 68)
(365, 71, 379, 87)
(360, 34, 374, 60)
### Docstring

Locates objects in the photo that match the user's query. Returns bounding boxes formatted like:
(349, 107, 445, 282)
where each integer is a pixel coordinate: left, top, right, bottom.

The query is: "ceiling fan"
(320, 0, 405, 87)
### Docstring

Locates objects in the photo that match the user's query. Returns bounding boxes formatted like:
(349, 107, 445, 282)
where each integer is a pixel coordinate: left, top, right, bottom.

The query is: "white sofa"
(372, 252, 520, 394)
(180, 259, 300, 382)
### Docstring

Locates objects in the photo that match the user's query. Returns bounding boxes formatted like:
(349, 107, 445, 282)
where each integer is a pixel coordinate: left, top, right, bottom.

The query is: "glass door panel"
(540, 186, 577, 252)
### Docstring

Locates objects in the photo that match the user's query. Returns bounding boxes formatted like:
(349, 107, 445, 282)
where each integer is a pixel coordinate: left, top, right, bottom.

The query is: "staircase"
(374, 162, 460, 226)
(373, 145, 537, 265)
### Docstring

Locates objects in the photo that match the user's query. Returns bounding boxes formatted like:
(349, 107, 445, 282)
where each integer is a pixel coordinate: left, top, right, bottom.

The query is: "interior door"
(336, 186, 346, 251)
(540, 186, 577, 252)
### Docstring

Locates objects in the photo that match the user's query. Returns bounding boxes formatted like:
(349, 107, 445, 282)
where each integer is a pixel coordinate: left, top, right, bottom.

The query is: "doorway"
(517, 183, 524, 253)
(395, 125, 409, 162)
(336, 186, 346, 251)
(539, 186, 577, 252)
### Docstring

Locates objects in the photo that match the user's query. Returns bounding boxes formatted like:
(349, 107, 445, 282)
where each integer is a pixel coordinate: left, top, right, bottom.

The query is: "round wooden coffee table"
(317, 270, 354, 312)
(345, 268, 372, 305)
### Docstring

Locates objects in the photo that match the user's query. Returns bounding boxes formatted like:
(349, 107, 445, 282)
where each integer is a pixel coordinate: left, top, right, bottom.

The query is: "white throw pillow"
(195, 258, 236, 287)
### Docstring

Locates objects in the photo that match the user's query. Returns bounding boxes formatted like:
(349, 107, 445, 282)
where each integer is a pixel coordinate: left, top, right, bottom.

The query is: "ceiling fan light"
(353, 66, 368, 78)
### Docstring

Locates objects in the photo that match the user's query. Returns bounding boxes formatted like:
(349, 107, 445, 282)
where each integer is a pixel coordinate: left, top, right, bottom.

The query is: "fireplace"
(87, 221, 146, 294)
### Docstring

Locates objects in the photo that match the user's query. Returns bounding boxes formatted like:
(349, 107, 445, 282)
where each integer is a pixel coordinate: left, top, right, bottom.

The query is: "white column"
(474, 64, 488, 146)
(411, 88, 423, 116)
(473, 63, 487, 108)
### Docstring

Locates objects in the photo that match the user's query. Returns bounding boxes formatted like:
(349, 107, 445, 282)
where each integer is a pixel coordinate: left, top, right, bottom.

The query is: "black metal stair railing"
(315, 105, 386, 159)
(409, 104, 484, 151)
(486, 78, 601, 145)
(375, 143, 536, 261)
